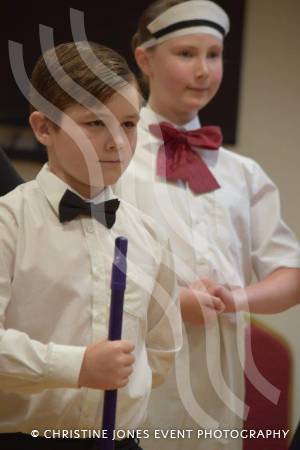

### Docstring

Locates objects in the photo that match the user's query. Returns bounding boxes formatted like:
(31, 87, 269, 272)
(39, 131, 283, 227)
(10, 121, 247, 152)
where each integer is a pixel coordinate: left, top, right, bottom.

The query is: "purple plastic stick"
(101, 237, 128, 450)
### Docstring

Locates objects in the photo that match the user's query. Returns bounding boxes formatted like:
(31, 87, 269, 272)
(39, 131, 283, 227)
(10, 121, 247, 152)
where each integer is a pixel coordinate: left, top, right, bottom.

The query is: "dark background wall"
(0, 0, 245, 145)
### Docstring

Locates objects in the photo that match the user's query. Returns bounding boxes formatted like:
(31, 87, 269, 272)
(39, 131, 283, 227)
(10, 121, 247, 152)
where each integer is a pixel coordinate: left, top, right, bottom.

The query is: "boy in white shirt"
(0, 41, 181, 449)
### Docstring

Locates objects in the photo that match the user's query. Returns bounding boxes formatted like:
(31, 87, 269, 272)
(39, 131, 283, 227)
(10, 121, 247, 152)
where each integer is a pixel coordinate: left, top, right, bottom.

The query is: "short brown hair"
(29, 41, 136, 121)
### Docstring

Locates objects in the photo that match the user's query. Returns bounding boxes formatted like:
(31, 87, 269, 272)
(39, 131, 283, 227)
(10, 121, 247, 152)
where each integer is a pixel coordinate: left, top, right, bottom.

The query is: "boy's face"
(32, 84, 140, 198)
(139, 34, 223, 123)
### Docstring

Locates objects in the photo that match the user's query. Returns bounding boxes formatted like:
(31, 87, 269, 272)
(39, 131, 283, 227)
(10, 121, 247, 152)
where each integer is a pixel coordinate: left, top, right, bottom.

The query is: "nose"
(195, 57, 209, 78)
(106, 129, 127, 152)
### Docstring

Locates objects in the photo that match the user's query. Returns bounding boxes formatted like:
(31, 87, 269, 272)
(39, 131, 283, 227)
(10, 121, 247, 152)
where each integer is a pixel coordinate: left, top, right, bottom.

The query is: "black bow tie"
(59, 189, 120, 229)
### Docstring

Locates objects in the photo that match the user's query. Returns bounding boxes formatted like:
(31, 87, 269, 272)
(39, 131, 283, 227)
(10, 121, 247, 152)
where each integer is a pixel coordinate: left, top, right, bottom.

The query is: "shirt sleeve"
(248, 161, 300, 280)
(146, 237, 182, 388)
(0, 215, 86, 395)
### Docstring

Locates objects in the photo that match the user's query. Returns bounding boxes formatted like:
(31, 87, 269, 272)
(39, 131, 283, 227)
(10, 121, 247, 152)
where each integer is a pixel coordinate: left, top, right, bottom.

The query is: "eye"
(177, 49, 194, 58)
(86, 120, 105, 128)
(208, 49, 223, 59)
(122, 121, 137, 129)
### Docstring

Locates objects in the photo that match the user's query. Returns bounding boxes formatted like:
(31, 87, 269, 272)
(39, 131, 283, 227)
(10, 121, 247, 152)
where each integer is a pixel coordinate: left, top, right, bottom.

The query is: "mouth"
(98, 160, 122, 163)
(188, 87, 209, 92)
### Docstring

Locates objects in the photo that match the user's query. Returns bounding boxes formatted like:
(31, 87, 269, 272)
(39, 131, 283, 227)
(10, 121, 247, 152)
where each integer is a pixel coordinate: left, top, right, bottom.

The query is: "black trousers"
(0, 433, 143, 450)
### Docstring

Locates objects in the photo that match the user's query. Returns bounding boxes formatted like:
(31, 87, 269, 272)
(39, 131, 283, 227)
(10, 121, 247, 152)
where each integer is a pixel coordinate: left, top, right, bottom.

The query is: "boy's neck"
(66, 183, 105, 200)
(49, 164, 105, 200)
(148, 98, 198, 127)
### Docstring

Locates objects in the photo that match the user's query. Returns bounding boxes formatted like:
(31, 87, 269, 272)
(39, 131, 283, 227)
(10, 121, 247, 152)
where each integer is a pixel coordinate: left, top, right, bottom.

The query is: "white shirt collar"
(36, 164, 116, 218)
(140, 104, 201, 134)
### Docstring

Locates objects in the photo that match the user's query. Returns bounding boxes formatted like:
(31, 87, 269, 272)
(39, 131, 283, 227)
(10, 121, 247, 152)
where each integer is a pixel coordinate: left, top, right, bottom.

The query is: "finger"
(212, 297, 225, 312)
(123, 354, 135, 366)
(194, 292, 220, 307)
(117, 378, 129, 389)
(211, 284, 225, 298)
(121, 365, 134, 377)
(203, 295, 223, 308)
(121, 340, 135, 353)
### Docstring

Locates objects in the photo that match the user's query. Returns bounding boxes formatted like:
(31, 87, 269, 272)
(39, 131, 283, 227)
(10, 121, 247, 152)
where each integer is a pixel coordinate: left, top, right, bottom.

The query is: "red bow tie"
(149, 122, 222, 194)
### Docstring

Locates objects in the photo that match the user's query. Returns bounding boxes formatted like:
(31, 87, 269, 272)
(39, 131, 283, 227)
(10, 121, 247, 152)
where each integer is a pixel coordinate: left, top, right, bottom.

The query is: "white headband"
(140, 0, 230, 49)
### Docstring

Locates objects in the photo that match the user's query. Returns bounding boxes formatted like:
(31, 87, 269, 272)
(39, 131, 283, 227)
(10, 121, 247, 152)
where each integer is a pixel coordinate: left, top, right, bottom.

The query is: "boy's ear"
(134, 47, 153, 77)
(29, 111, 55, 146)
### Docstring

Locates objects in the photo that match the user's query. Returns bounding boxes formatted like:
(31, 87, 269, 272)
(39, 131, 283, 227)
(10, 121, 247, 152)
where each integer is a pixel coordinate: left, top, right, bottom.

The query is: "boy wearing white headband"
(115, 1, 300, 449)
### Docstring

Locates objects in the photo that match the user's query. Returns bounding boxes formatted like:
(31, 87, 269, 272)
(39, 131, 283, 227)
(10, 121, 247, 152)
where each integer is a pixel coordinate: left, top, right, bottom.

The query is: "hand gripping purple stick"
(101, 237, 128, 450)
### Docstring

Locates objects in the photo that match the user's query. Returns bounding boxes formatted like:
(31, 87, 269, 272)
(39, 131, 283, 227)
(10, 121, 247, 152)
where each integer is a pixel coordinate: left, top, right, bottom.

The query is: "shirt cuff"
(257, 258, 300, 280)
(45, 343, 86, 389)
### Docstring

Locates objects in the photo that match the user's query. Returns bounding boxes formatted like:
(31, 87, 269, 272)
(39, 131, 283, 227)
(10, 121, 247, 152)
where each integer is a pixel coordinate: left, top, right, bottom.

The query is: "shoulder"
(219, 147, 275, 187)
(219, 146, 258, 169)
(0, 180, 41, 226)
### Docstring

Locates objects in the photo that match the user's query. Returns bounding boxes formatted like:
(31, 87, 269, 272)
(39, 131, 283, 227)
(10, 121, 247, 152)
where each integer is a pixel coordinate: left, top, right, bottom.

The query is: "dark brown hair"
(29, 41, 136, 120)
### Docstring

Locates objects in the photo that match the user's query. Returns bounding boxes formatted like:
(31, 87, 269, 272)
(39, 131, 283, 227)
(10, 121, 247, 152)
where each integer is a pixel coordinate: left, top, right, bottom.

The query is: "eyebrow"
(172, 43, 223, 50)
(80, 112, 140, 121)
(123, 114, 140, 120)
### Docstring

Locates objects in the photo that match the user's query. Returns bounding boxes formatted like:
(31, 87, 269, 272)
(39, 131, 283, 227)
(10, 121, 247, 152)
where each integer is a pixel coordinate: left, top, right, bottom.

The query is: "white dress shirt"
(0, 164, 182, 435)
(114, 105, 300, 450)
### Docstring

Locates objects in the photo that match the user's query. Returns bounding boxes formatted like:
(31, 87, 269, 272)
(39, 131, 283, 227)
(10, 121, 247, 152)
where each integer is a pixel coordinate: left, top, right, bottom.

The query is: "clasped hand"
(181, 277, 244, 326)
